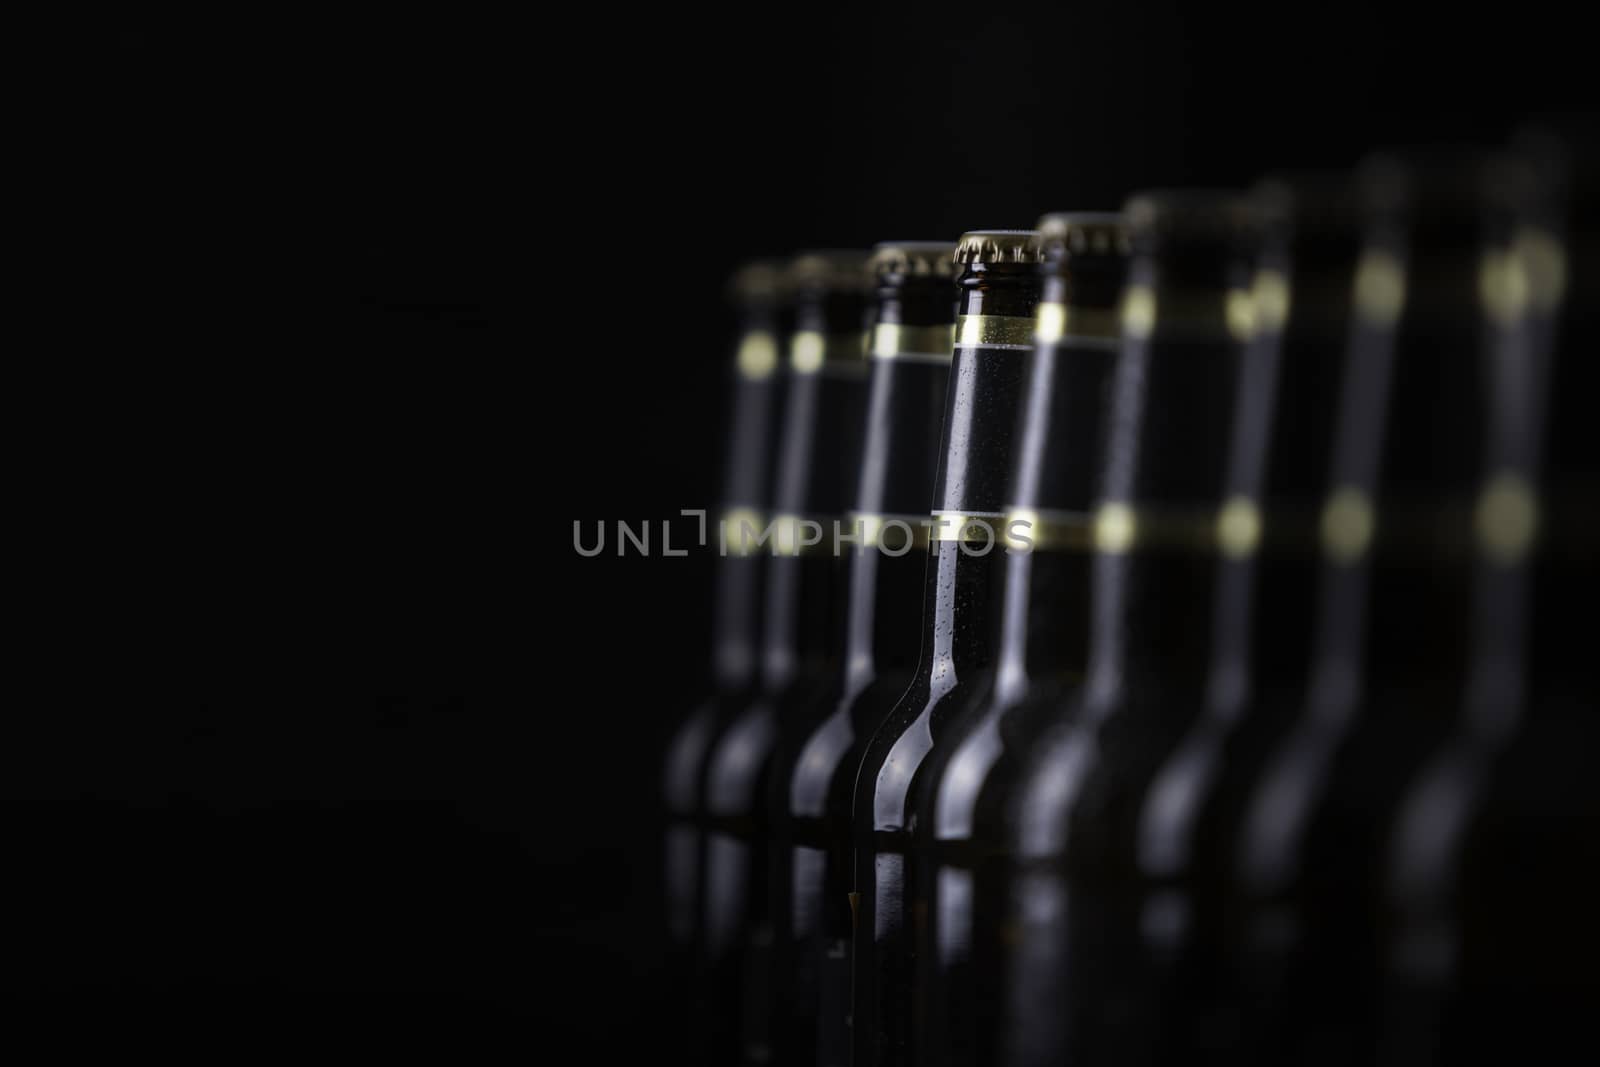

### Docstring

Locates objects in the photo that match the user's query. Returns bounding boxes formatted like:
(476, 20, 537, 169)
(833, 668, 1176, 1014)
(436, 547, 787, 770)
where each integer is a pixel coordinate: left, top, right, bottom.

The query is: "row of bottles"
(663, 129, 1596, 1066)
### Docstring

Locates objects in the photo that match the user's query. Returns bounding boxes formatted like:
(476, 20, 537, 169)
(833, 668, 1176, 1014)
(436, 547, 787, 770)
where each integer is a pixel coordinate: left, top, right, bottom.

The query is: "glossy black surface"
(768, 256, 955, 1067)
(1380, 135, 1600, 1064)
(1128, 181, 1363, 1064)
(1004, 198, 1254, 1067)
(661, 288, 789, 1055)
(698, 271, 870, 1066)
(916, 223, 1127, 1067)
(1228, 158, 1498, 1065)
(852, 255, 1040, 1067)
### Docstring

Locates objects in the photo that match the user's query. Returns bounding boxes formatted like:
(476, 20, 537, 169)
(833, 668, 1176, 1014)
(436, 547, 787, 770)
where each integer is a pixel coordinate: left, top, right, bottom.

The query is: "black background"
(30, 5, 1591, 1057)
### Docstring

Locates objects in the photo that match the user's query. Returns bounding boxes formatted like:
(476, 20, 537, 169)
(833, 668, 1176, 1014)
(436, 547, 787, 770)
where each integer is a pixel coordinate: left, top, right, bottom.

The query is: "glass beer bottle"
(852, 229, 1044, 1067)
(917, 212, 1128, 1067)
(1381, 133, 1600, 1064)
(701, 250, 872, 1065)
(1004, 192, 1257, 1067)
(1132, 176, 1363, 1063)
(1232, 154, 1500, 1064)
(773, 241, 956, 1067)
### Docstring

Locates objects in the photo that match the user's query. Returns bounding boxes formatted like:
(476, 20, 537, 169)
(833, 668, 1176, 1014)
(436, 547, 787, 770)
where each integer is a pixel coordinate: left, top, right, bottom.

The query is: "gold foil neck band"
(1353, 250, 1406, 327)
(1090, 502, 1224, 554)
(1318, 487, 1544, 565)
(720, 507, 767, 557)
(1480, 229, 1566, 329)
(723, 512, 942, 556)
(1004, 507, 1094, 551)
(735, 332, 780, 380)
(929, 511, 1009, 543)
(1474, 473, 1540, 564)
(851, 512, 935, 551)
(768, 513, 832, 557)
(1034, 303, 1122, 343)
(955, 315, 1036, 349)
(870, 322, 956, 360)
(1121, 286, 1258, 342)
(1320, 488, 1376, 563)
(1516, 227, 1567, 314)
(1252, 270, 1292, 335)
(790, 331, 870, 373)
(993, 493, 1537, 562)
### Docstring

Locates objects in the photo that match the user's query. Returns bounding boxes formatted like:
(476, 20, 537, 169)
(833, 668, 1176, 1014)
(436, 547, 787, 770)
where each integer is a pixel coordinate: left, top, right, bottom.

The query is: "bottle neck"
(1217, 240, 1359, 706)
(1085, 252, 1248, 707)
(760, 290, 871, 688)
(710, 308, 787, 688)
(719, 308, 785, 511)
(1490, 198, 1600, 717)
(1310, 221, 1490, 695)
(932, 266, 1039, 519)
(770, 342, 870, 521)
(761, 552, 839, 690)
(842, 276, 956, 684)
(912, 264, 1039, 687)
(915, 541, 1008, 684)
(993, 308, 1120, 702)
(710, 554, 763, 688)
(856, 283, 954, 521)
(993, 550, 1091, 704)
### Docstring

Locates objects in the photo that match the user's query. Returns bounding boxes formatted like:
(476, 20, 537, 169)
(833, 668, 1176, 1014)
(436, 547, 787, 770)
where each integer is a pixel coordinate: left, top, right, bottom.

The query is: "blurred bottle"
(1130, 176, 1363, 1063)
(700, 251, 872, 1065)
(1380, 132, 1599, 1063)
(1231, 153, 1500, 1065)
(916, 213, 1128, 1067)
(1003, 192, 1257, 1067)
(852, 230, 1044, 1067)
(662, 261, 788, 1048)
(772, 241, 956, 1067)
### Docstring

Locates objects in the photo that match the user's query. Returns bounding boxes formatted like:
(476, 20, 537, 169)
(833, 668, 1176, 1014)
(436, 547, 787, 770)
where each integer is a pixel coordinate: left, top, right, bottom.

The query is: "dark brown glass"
(662, 266, 788, 1054)
(915, 215, 1127, 1067)
(1128, 178, 1363, 1064)
(1380, 134, 1600, 1064)
(852, 232, 1042, 1067)
(766, 243, 956, 1067)
(1003, 194, 1256, 1067)
(699, 254, 871, 1066)
(1229, 155, 1499, 1065)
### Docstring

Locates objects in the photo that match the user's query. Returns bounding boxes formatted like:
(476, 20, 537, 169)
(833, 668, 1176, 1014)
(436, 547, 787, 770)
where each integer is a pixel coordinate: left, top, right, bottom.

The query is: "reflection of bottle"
(1003, 192, 1257, 1067)
(851, 229, 1043, 1067)
(917, 213, 1128, 1067)
(700, 251, 872, 1066)
(661, 260, 788, 1051)
(1230, 154, 1498, 1066)
(1130, 176, 1362, 1063)
(1380, 134, 1600, 1065)
(772, 241, 955, 1067)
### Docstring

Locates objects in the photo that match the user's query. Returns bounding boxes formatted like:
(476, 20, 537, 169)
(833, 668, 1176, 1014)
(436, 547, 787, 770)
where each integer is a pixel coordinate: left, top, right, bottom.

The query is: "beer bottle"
(1231, 154, 1498, 1065)
(664, 261, 787, 985)
(1004, 192, 1257, 1067)
(1381, 133, 1599, 1063)
(916, 213, 1128, 1067)
(772, 241, 956, 1067)
(1130, 176, 1363, 1063)
(852, 229, 1044, 1067)
(700, 251, 872, 1065)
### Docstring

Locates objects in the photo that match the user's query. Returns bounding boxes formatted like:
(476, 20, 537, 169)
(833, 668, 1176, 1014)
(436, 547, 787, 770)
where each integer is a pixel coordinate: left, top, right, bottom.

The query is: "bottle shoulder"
(662, 693, 725, 812)
(703, 691, 783, 817)
(788, 668, 914, 820)
(853, 669, 994, 833)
